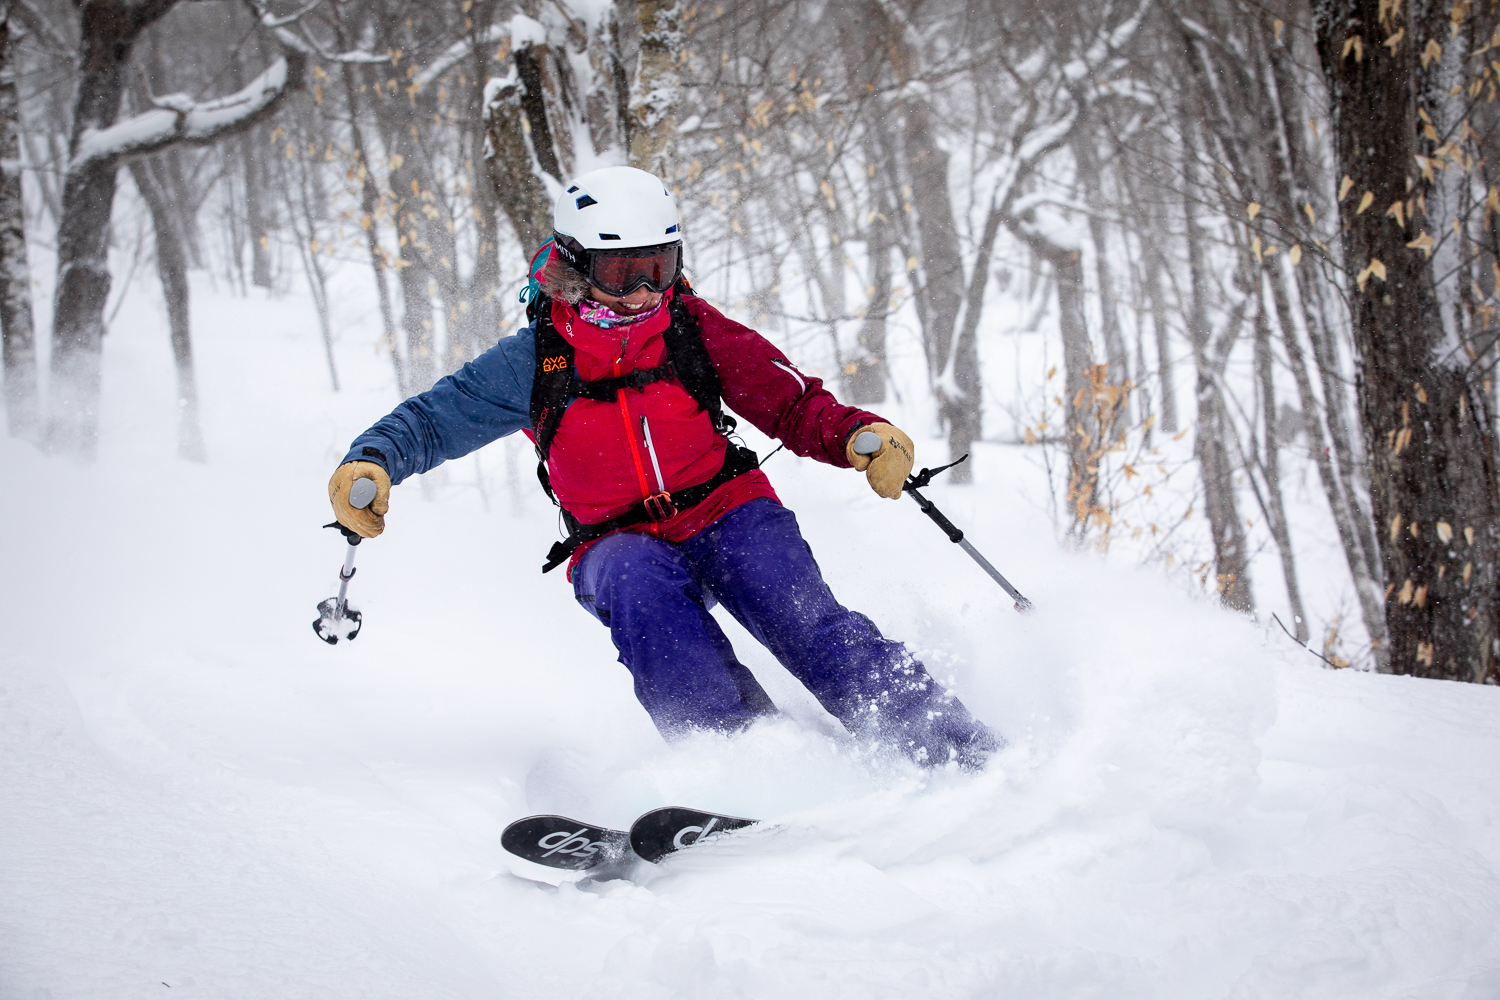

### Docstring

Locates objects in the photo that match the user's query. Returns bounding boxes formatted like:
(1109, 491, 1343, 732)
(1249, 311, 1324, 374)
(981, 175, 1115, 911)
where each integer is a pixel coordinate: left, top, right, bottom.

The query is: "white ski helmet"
(552, 166, 681, 250)
(551, 166, 683, 296)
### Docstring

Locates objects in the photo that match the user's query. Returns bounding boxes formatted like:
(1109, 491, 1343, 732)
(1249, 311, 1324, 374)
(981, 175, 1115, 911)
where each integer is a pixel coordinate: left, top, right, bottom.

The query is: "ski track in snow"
(3, 274, 1500, 999)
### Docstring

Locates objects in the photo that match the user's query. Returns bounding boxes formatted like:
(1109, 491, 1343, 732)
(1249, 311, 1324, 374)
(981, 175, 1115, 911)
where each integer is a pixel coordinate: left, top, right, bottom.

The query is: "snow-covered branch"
(257, 0, 321, 30)
(415, 18, 539, 91)
(71, 53, 302, 169)
(244, 0, 386, 64)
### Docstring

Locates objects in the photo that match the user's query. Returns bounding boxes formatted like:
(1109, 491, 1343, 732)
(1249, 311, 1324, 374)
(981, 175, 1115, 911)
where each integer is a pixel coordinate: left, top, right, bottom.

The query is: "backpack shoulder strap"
(663, 280, 734, 434)
(529, 295, 576, 462)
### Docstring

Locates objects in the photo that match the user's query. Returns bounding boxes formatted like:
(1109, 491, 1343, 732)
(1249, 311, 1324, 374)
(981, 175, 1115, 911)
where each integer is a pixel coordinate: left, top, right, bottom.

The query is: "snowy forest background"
(4, 0, 1500, 685)
(7, 3, 1500, 996)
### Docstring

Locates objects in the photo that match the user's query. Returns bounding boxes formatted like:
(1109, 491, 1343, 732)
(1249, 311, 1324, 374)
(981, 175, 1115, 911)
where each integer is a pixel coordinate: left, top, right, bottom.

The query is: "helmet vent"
(575, 194, 597, 209)
(665, 224, 678, 234)
(566, 185, 579, 193)
(598, 233, 621, 240)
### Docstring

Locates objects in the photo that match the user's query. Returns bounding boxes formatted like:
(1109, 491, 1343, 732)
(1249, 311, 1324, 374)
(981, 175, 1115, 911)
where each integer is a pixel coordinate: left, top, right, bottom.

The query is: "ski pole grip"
(852, 430, 883, 455)
(349, 477, 378, 510)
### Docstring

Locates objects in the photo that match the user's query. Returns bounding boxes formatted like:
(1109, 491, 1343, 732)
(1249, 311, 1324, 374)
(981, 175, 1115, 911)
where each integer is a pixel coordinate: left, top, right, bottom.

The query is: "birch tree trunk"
(1183, 118, 1254, 611)
(463, 34, 502, 355)
(1192, 326, 1256, 612)
(241, 127, 272, 289)
(1253, 299, 1306, 637)
(1314, 0, 1500, 682)
(903, 105, 963, 388)
(1144, 239, 1177, 434)
(483, 65, 554, 253)
(49, 0, 175, 457)
(382, 109, 436, 393)
(1267, 259, 1391, 664)
(942, 199, 1002, 484)
(129, 155, 204, 461)
(864, 2, 962, 394)
(235, 46, 270, 291)
(287, 145, 337, 393)
(340, 60, 404, 397)
(0, 4, 38, 442)
(1075, 136, 1130, 388)
(849, 197, 892, 405)
(1025, 235, 1097, 534)
(628, 0, 680, 177)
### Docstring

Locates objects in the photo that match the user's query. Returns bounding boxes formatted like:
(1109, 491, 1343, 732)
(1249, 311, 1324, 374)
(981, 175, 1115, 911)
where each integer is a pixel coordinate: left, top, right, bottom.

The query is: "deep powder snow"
(2, 277, 1498, 999)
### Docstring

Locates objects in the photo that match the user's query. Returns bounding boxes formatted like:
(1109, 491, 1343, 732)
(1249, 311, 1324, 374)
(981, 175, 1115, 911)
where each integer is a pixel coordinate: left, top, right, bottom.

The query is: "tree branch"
(9, 0, 72, 55)
(71, 43, 302, 169)
(414, 21, 512, 91)
(244, 0, 385, 64)
(257, 0, 318, 29)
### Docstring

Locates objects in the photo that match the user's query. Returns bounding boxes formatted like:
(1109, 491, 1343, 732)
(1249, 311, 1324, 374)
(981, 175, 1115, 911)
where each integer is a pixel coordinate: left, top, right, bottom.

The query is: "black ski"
(628, 806, 758, 863)
(500, 814, 630, 871)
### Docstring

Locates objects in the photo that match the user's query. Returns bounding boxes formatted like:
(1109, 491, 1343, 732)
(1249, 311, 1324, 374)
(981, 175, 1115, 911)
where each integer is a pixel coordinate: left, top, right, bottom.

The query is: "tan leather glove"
(328, 461, 391, 538)
(846, 422, 915, 499)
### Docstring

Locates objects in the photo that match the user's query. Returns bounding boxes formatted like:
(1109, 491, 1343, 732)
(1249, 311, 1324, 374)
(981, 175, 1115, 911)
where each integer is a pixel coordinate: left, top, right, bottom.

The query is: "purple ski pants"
(572, 497, 998, 767)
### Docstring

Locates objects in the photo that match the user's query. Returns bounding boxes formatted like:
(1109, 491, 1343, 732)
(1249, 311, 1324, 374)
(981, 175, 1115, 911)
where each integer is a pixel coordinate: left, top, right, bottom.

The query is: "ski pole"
(853, 431, 1033, 613)
(313, 477, 377, 644)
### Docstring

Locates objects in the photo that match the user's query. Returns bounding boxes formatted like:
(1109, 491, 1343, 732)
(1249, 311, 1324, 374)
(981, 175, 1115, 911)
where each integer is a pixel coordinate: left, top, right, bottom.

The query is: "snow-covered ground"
(3, 274, 1500, 999)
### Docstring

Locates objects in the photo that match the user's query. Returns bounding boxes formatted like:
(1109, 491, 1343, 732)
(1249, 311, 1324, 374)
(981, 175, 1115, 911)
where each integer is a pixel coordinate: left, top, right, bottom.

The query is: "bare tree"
(128, 153, 204, 460)
(1313, 0, 1500, 682)
(1245, 298, 1308, 636)
(0, 0, 37, 441)
(338, 52, 403, 394)
(48, 0, 308, 457)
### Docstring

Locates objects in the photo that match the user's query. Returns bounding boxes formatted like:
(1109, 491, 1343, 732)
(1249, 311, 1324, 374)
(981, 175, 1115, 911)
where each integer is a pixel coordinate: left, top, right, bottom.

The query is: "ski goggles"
(589, 244, 682, 297)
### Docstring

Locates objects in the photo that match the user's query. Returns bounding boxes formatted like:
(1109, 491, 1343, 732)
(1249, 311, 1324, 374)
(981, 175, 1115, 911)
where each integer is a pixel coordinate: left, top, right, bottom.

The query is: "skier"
(327, 166, 998, 768)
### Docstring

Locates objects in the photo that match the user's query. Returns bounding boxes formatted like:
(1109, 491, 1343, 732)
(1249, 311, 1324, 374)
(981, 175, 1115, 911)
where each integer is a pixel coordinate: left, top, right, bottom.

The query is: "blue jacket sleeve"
(341, 327, 537, 485)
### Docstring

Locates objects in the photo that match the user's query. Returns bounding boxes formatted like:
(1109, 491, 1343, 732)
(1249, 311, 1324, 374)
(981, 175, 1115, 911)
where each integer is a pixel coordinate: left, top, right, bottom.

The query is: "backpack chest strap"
(531, 298, 691, 461)
(570, 361, 676, 402)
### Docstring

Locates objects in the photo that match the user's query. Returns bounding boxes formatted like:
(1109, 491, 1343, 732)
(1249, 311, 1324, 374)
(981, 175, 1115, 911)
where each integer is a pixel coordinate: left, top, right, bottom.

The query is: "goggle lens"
(591, 246, 680, 296)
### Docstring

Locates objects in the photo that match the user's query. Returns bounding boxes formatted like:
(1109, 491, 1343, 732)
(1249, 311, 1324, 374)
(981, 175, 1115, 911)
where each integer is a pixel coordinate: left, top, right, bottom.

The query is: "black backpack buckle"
(624, 364, 672, 391)
(643, 491, 678, 521)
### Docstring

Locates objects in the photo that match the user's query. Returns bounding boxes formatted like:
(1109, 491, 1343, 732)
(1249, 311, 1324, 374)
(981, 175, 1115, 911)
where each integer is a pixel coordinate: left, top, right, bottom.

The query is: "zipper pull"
(639, 415, 678, 521)
(640, 415, 669, 493)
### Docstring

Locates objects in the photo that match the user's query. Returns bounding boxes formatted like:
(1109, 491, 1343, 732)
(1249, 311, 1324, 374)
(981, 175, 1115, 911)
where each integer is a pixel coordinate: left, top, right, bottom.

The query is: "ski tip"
(501, 814, 630, 872)
(629, 806, 758, 864)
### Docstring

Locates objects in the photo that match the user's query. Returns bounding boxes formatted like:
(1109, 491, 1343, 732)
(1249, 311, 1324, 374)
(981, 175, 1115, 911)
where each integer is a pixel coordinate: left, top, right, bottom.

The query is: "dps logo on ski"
(670, 816, 722, 850)
(536, 828, 607, 859)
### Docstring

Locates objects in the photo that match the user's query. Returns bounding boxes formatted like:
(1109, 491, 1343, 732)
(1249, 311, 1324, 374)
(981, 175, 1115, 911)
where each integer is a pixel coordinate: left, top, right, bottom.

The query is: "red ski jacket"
(344, 287, 885, 571)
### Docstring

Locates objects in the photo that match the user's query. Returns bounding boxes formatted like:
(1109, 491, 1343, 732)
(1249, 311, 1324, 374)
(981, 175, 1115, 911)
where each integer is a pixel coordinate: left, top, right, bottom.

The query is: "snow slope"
(3, 276, 1499, 999)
